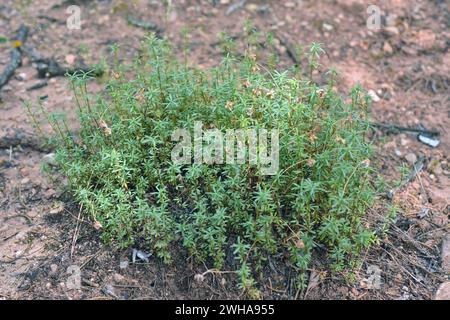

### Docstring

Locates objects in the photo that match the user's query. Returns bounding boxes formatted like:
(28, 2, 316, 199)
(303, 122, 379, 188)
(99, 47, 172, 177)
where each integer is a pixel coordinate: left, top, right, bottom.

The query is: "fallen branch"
(26, 80, 48, 91)
(226, 0, 247, 15)
(127, 16, 158, 31)
(370, 122, 440, 136)
(276, 34, 301, 65)
(0, 25, 28, 89)
(35, 57, 103, 78)
(126, 16, 163, 38)
(21, 46, 103, 79)
(0, 128, 50, 152)
(22, 45, 46, 63)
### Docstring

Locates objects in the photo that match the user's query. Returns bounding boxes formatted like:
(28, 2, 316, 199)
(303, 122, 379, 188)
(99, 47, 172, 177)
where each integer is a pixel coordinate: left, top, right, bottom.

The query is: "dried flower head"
(225, 101, 234, 110)
(135, 88, 146, 104)
(252, 65, 260, 73)
(335, 136, 346, 144)
(316, 88, 326, 98)
(99, 119, 112, 136)
(252, 88, 262, 97)
(111, 71, 120, 80)
(295, 238, 305, 249)
(265, 89, 275, 99)
(308, 132, 318, 143)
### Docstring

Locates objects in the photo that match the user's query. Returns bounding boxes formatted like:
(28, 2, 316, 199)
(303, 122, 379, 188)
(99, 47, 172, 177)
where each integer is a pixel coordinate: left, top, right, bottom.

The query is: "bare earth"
(0, 0, 449, 300)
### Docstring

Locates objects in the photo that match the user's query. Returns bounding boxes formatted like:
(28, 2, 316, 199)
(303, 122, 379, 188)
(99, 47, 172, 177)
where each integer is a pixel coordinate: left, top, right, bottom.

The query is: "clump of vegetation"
(32, 33, 377, 297)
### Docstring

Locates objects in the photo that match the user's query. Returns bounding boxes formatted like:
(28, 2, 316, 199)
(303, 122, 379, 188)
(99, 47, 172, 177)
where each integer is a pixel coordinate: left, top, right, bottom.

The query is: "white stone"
(368, 90, 380, 102)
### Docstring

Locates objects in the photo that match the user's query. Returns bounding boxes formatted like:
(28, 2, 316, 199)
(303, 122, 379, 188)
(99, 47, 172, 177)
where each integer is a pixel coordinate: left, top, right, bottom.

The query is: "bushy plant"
(36, 34, 377, 297)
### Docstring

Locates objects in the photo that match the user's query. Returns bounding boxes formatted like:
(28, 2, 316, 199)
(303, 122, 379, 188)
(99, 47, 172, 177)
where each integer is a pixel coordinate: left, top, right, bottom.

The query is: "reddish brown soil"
(0, 0, 448, 300)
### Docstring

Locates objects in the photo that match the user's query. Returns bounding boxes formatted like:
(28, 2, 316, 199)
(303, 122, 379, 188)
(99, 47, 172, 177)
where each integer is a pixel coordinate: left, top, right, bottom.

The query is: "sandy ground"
(0, 0, 449, 300)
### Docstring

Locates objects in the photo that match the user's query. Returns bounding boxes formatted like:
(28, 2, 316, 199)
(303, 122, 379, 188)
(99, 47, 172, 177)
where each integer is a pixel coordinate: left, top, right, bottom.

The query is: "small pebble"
(404, 153, 417, 164)
(323, 23, 334, 31)
(113, 273, 125, 283)
(368, 90, 380, 102)
(119, 260, 129, 269)
(50, 264, 58, 275)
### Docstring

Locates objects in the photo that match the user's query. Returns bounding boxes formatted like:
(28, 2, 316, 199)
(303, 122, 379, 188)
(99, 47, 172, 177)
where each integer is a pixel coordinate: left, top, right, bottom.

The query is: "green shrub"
(39, 35, 377, 297)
